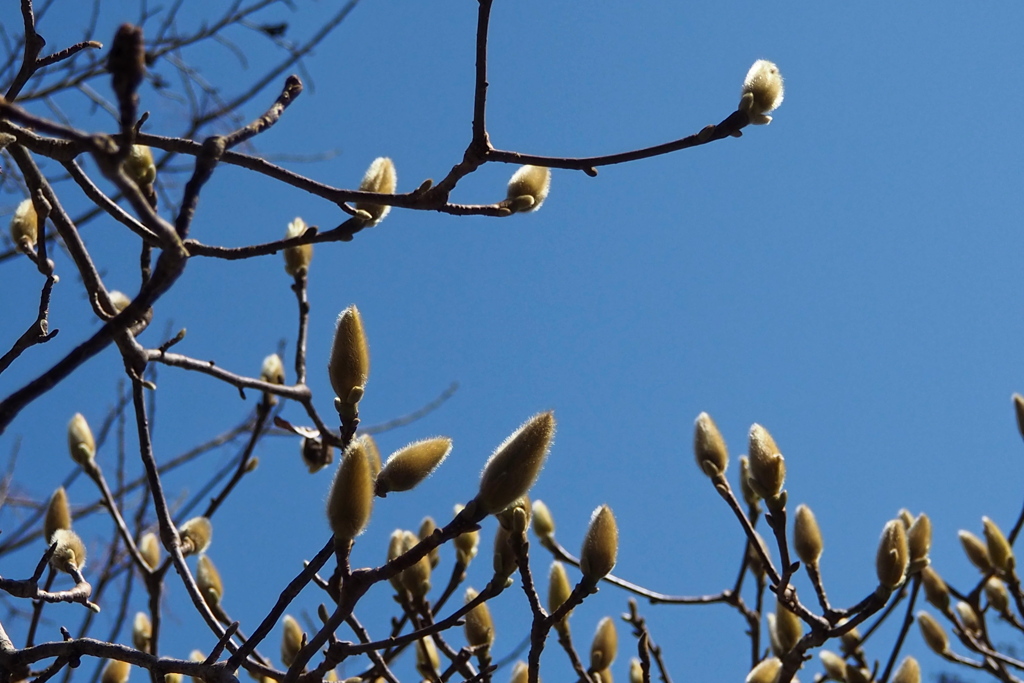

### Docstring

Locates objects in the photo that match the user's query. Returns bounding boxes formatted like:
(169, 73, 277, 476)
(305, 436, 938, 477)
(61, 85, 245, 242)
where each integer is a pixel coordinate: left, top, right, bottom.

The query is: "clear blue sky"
(3, 2, 1024, 682)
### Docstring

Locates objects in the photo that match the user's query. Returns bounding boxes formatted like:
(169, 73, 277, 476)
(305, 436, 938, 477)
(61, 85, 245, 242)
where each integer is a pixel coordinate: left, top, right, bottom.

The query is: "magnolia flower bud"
(739, 60, 784, 125)
(454, 504, 480, 566)
(419, 517, 441, 569)
(920, 566, 949, 612)
(958, 530, 992, 572)
(985, 576, 1009, 614)
(281, 615, 304, 667)
(50, 528, 87, 573)
(476, 412, 555, 515)
(548, 561, 573, 624)
(589, 616, 618, 672)
(745, 657, 781, 683)
(907, 512, 931, 573)
(283, 217, 313, 276)
(44, 487, 71, 543)
(464, 588, 495, 651)
(876, 519, 909, 591)
(10, 198, 39, 250)
(328, 306, 370, 407)
(179, 517, 213, 556)
(387, 529, 408, 592)
(738, 456, 760, 508)
(359, 434, 383, 478)
(133, 612, 152, 652)
(793, 504, 823, 568)
(101, 659, 131, 683)
(414, 636, 439, 679)
(580, 504, 618, 583)
(139, 531, 161, 570)
(493, 524, 517, 586)
(747, 424, 786, 505)
(68, 413, 96, 466)
(629, 659, 643, 683)
(840, 624, 862, 655)
(982, 516, 1014, 573)
(301, 437, 334, 474)
(819, 650, 847, 681)
(354, 157, 397, 226)
(375, 437, 453, 496)
(693, 412, 728, 477)
(917, 611, 948, 654)
(891, 656, 920, 683)
(506, 165, 551, 213)
(108, 290, 132, 314)
(261, 354, 285, 385)
(531, 499, 555, 540)
(897, 509, 915, 529)
(125, 144, 157, 187)
(846, 667, 871, 683)
(326, 441, 374, 543)
(510, 661, 529, 683)
(401, 530, 432, 598)
(197, 554, 223, 609)
(496, 495, 531, 533)
(773, 600, 802, 654)
(746, 532, 769, 580)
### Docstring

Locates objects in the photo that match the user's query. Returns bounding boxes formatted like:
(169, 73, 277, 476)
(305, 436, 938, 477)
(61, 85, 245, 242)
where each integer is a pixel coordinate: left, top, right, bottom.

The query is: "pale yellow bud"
(917, 611, 948, 654)
(955, 601, 981, 634)
(414, 637, 439, 679)
(387, 529, 408, 592)
(982, 516, 1014, 573)
(301, 437, 334, 474)
(840, 624, 862, 655)
(580, 504, 618, 583)
(747, 424, 786, 505)
(355, 157, 397, 226)
(907, 513, 931, 573)
(464, 588, 495, 651)
(401, 530, 432, 599)
(68, 413, 96, 466)
(133, 611, 152, 652)
(876, 519, 909, 590)
(476, 412, 555, 515)
(360, 434, 383, 478)
(510, 661, 529, 683)
(281, 615, 304, 667)
(10, 198, 39, 250)
(125, 144, 157, 186)
(101, 659, 131, 683)
(375, 437, 452, 496)
(629, 659, 643, 683)
(179, 517, 212, 556)
(985, 577, 1009, 614)
(548, 561, 573, 625)
(693, 412, 728, 477)
(531, 499, 555, 540)
(818, 650, 846, 681)
(108, 291, 132, 313)
(139, 532, 161, 570)
(283, 217, 313, 276)
(745, 657, 781, 683)
(589, 617, 617, 672)
(891, 656, 920, 683)
(166, 673, 183, 683)
(419, 516, 440, 569)
(454, 504, 479, 566)
(920, 566, 949, 612)
(50, 529, 86, 573)
(260, 354, 285, 385)
(326, 441, 374, 542)
(958, 530, 992, 572)
(328, 306, 370, 406)
(773, 600, 802, 654)
(738, 456, 759, 508)
(793, 504, 823, 568)
(197, 554, 223, 609)
(506, 165, 551, 213)
(740, 60, 784, 125)
(44, 487, 71, 543)
(493, 524, 517, 585)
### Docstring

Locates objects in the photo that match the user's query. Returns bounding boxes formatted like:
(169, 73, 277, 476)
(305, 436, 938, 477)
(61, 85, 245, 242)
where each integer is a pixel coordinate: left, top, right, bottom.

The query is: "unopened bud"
(401, 530, 432, 599)
(739, 60, 784, 125)
(907, 513, 931, 573)
(464, 588, 495, 651)
(261, 353, 285, 385)
(738, 456, 759, 508)
(301, 437, 334, 473)
(68, 413, 96, 466)
(387, 529, 408, 592)
(819, 650, 847, 681)
(10, 198, 39, 250)
(876, 519, 909, 591)
(328, 306, 370, 406)
(496, 496, 531, 533)
(532, 499, 555, 540)
(493, 524, 517, 585)
(746, 532, 769, 580)
(281, 615, 304, 667)
(510, 661, 529, 683)
(454, 504, 479, 566)
(773, 600, 802, 655)
(414, 637, 439, 679)
(375, 437, 452, 496)
(747, 424, 786, 506)
(891, 656, 920, 683)
(745, 657, 781, 683)
(983, 516, 1014, 573)
(197, 554, 223, 609)
(419, 517, 440, 569)
(283, 217, 313, 276)
(921, 566, 949, 612)
(693, 412, 728, 477)
(958, 530, 992, 572)
(589, 616, 618, 672)
(125, 145, 156, 187)
(326, 441, 374, 543)
(44, 487, 72, 543)
(985, 577, 1009, 614)
(629, 659, 643, 683)
(179, 516, 212, 556)
(476, 412, 555, 515)
(108, 290, 132, 314)
(548, 561, 573, 625)
(793, 504, 823, 568)
(955, 601, 981, 634)
(139, 532, 161, 570)
(846, 667, 872, 683)
(101, 659, 131, 683)
(133, 612, 152, 652)
(580, 504, 618, 583)
(359, 434, 383, 478)
(917, 611, 948, 654)
(506, 165, 551, 213)
(355, 157, 397, 226)
(50, 529, 87, 573)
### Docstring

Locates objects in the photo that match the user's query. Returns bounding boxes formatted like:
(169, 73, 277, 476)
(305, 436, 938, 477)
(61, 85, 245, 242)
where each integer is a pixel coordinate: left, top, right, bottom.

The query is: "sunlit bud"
(532, 499, 555, 540)
(958, 530, 992, 572)
(1015, 393, 1024, 443)
(108, 290, 132, 313)
(747, 424, 786, 505)
(739, 60, 784, 125)
(510, 661, 530, 683)
(590, 617, 618, 672)
(326, 441, 374, 542)
(891, 656, 920, 683)
(132, 611, 152, 652)
(580, 505, 618, 583)
(375, 437, 452, 496)
(921, 566, 950, 612)
(50, 529, 87, 573)
(548, 561, 573, 623)
(197, 554, 223, 609)
(738, 456, 760, 508)
(454, 504, 480, 566)
(359, 434, 383, 478)
(283, 217, 313, 276)
(281, 615, 304, 667)
(745, 657, 781, 683)
(464, 588, 495, 650)
(766, 612, 781, 656)
(506, 165, 551, 213)
(897, 509, 914, 529)
(44, 487, 72, 543)
(260, 354, 285, 385)
(985, 577, 1009, 614)
(139, 532, 161, 570)
(793, 504, 823, 568)
(414, 637, 439, 679)
(693, 412, 729, 477)
(629, 659, 643, 683)
(845, 667, 871, 683)
(917, 611, 948, 654)
(818, 650, 846, 681)
(476, 412, 555, 515)
(956, 601, 981, 634)
(166, 673, 182, 683)
(125, 144, 156, 187)
(401, 530, 432, 598)
(101, 659, 131, 683)
(68, 413, 96, 466)
(876, 519, 909, 590)
(10, 198, 39, 250)
(493, 524, 518, 586)
(982, 516, 1014, 573)
(419, 517, 441, 569)
(301, 437, 334, 474)
(328, 306, 370, 406)
(907, 513, 931, 573)
(354, 157, 397, 226)
(179, 516, 212, 556)
(746, 532, 769, 580)
(387, 529, 408, 592)
(774, 600, 802, 654)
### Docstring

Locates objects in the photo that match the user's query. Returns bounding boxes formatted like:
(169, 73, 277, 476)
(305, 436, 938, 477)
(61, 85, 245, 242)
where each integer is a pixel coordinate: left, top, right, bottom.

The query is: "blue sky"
(3, 2, 1024, 682)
